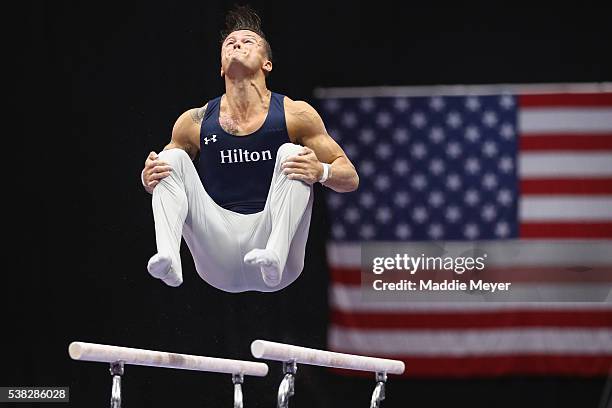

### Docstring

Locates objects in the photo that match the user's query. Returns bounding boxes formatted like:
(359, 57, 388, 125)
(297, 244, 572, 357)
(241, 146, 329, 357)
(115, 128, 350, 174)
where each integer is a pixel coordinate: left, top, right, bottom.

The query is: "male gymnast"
(141, 6, 358, 292)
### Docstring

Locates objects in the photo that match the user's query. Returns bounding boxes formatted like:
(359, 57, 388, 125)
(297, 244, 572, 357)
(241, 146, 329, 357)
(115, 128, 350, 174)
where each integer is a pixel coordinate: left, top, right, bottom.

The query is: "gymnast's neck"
(223, 73, 271, 122)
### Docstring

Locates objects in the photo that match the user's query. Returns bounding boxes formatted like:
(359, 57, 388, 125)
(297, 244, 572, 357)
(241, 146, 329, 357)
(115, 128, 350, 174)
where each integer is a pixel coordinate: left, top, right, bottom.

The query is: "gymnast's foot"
(244, 249, 282, 287)
(147, 254, 183, 287)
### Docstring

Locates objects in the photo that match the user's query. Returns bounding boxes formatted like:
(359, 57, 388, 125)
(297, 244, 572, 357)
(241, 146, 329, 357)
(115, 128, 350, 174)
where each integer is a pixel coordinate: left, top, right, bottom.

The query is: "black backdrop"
(6, 1, 612, 407)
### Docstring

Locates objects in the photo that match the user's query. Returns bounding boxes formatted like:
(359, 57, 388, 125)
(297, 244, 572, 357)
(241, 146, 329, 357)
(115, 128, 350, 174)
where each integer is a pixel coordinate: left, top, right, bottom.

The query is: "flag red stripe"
(329, 355, 612, 377)
(520, 178, 612, 195)
(520, 222, 612, 238)
(520, 134, 612, 151)
(519, 93, 612, 107)
(323, 90, 612, 379)
(330, 310, 612, 329)
(330, 267, 362, 285)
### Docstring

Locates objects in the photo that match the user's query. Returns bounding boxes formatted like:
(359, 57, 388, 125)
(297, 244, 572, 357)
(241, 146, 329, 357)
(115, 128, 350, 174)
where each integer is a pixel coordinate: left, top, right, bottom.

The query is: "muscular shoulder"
(284, 97, 320, 124)
(284, 97, 325, 143)
(169, 103, 207, 158)
(188, 104, 208, 125)
(175, 103, 208, 128)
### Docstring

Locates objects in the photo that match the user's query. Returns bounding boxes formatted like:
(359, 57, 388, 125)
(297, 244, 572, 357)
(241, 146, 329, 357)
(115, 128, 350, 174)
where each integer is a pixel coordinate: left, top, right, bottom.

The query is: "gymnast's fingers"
(286, 172, 306, 181)
(284, 167, 318, 184)
(298, 146, 313, 155)
(286, 172, 317, 184)
(281, 163, 305, 174)
(149, 171, 172, 181)
(281, 160, 301, 169)
(145, 151, 158, 166)
(153, 165, 173, 174)
(283, 155, 308, 165)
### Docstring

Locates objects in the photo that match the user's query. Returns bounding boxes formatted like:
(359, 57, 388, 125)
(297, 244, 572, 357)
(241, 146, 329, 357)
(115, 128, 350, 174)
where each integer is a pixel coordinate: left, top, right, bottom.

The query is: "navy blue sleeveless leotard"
(198, 92, 291, 214)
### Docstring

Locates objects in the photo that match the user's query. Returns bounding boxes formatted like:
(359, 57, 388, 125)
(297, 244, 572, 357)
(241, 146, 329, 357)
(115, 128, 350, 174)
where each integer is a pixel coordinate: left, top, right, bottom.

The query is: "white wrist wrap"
(319, 163, 331, 183)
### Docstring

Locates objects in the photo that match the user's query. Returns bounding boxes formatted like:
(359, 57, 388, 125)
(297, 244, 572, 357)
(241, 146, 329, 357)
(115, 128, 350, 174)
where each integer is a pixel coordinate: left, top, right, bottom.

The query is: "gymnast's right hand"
(142, 151, 172, 193)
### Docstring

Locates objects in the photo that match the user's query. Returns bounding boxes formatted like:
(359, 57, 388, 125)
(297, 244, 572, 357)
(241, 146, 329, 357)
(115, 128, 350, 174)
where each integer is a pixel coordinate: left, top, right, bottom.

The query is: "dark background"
(5, 1, 612, 407)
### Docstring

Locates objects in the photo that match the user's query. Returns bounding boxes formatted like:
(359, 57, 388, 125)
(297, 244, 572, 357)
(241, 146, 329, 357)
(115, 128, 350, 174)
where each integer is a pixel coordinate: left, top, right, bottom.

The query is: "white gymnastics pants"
(149, 143, 313, 292)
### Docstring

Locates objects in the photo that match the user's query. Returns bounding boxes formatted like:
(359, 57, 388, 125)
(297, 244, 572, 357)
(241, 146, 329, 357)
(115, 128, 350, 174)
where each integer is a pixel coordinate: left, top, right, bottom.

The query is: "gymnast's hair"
(220, 4, 273, 64)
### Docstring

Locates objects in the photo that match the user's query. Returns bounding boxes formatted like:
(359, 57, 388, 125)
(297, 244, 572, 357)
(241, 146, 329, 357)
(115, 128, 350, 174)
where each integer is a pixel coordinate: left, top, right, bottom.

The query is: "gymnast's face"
(220, 30, 272, 78)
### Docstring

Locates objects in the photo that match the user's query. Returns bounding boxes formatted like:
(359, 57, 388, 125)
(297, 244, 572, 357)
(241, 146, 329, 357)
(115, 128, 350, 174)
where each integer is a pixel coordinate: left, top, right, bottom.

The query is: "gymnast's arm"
(285, 99, 359, 193)
(141, 105, 206, 193)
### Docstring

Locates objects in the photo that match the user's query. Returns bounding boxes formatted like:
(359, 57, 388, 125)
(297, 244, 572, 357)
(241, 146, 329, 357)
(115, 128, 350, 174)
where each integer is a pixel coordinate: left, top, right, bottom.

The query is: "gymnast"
(140, 6, 358, 292)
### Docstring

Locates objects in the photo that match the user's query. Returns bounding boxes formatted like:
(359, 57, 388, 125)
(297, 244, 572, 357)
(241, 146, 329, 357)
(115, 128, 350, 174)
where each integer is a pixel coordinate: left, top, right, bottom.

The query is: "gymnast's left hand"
(281, 147, 323, 185)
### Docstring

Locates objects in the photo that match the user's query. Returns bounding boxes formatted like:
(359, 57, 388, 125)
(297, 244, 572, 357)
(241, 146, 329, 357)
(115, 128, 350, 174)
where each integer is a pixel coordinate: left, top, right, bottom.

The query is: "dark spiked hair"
(220, 5, 273, 63)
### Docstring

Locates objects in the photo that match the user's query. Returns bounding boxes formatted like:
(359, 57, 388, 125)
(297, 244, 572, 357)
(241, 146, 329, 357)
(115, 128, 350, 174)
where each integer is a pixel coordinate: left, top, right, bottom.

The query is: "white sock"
(147, 254, 183, 287)
(243, 249, 282, 287)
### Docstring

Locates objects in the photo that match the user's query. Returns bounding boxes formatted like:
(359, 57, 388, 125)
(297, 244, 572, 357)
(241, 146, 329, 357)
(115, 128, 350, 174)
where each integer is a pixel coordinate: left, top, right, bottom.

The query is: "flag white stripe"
(320, 86, 612, 376)
(327, 242, 362, 267)
(519, 153, 612, 177)
(327, 241, 612, 268)
(519, 108, 612, 133)
(330, 284, 612, 312)
(520, 197, 612, 221)
(329, 326, 612, 356)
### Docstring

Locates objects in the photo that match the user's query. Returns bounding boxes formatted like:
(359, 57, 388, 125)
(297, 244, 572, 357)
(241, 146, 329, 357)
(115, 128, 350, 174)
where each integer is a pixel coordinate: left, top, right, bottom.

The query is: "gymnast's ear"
(220, 66, 225, 78)
(262, 60, 272, 76)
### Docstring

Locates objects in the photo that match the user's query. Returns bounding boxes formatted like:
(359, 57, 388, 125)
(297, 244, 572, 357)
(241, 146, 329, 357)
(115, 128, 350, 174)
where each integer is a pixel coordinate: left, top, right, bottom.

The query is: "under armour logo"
(204, 134, 217, 145)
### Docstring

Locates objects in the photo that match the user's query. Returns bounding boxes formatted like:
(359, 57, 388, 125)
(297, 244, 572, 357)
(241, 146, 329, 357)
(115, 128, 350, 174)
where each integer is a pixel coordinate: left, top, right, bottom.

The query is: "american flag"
(316, 83, 612, 377)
